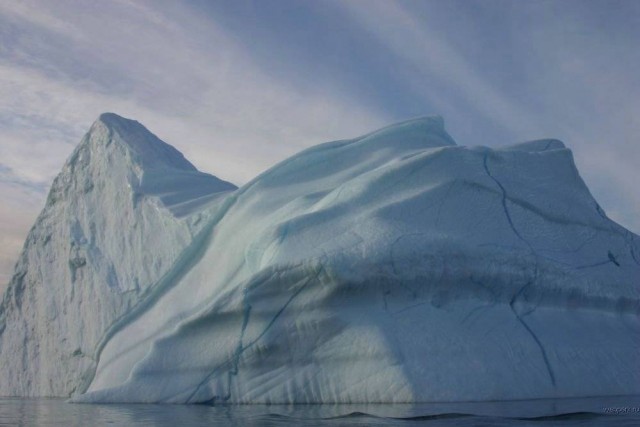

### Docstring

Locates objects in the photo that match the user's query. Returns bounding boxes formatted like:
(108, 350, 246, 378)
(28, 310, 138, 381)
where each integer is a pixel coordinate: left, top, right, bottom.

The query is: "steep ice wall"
(75, 117, 640, 403)
(0, 113, 236, 397)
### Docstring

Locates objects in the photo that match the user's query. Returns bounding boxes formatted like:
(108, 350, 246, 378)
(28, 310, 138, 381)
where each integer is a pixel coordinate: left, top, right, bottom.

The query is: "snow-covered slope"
(0, 113, 236, 397)
(71, 117, 639, 403)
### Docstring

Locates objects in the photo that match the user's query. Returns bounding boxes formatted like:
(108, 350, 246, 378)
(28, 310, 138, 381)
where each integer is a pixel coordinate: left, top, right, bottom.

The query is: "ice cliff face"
(67, 116, 638, 403)
(2, 115, 639, 403)
(0, 113, 236, 396)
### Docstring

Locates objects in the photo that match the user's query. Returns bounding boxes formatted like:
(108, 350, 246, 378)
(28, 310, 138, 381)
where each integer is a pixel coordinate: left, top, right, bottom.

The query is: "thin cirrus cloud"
(336, 0, 541, 140)
(0, 0, 638, 285)
(0, 0, 388, 284)
(333, 0, 639, 234)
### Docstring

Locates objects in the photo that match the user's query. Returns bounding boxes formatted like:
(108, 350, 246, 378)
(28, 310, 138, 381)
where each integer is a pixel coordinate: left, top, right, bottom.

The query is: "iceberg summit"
(0, 114, 638, 403)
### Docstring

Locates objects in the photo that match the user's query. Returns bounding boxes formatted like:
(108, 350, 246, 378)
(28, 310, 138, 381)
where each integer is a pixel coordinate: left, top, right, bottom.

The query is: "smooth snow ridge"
(68, 116, 639, 404)
(0, 113, 236, 397)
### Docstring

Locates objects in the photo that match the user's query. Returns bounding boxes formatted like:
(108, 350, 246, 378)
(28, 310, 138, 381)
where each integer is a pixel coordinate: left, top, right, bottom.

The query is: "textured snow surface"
(2, 114, 639, 403)
(0, 114, 236, 396)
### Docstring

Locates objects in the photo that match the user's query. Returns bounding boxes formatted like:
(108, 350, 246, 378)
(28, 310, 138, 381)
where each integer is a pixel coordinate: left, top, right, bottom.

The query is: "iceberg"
(1, 114, 638, 403)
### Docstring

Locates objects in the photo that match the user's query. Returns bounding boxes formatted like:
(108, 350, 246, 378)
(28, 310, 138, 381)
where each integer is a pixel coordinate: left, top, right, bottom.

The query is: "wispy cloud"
(0, 0, 388, 280)
(336, 0, 541, 140)
(334, 0, 639, 233)
(0, 0, 638, 282)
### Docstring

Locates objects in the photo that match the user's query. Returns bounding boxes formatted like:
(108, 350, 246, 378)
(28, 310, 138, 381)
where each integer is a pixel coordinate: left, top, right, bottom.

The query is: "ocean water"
(1, 396, 639, 426)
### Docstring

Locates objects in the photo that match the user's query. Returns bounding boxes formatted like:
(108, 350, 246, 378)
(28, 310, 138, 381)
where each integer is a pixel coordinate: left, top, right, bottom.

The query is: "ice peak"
(405, 115, 445, 130)
(504, 138, 566, 152)
(359, 115, 456, 148)
(96, 112, 139, 128)
(85, 113, 197, 172)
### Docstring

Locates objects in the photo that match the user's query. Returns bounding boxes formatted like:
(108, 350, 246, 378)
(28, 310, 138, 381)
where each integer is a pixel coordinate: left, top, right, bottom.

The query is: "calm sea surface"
(1, 396, 639, 426)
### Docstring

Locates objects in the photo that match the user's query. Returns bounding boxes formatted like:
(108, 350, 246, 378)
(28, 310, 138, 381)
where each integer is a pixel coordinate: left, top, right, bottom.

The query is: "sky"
(0, 0, 639, 284)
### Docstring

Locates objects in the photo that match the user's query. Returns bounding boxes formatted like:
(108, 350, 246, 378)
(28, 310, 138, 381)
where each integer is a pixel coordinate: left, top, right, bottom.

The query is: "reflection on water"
(0, 396, 639, 426)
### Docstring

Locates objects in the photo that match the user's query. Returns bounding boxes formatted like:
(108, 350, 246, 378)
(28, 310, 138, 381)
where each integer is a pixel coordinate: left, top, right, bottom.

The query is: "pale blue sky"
(0, 0, 639, 282)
